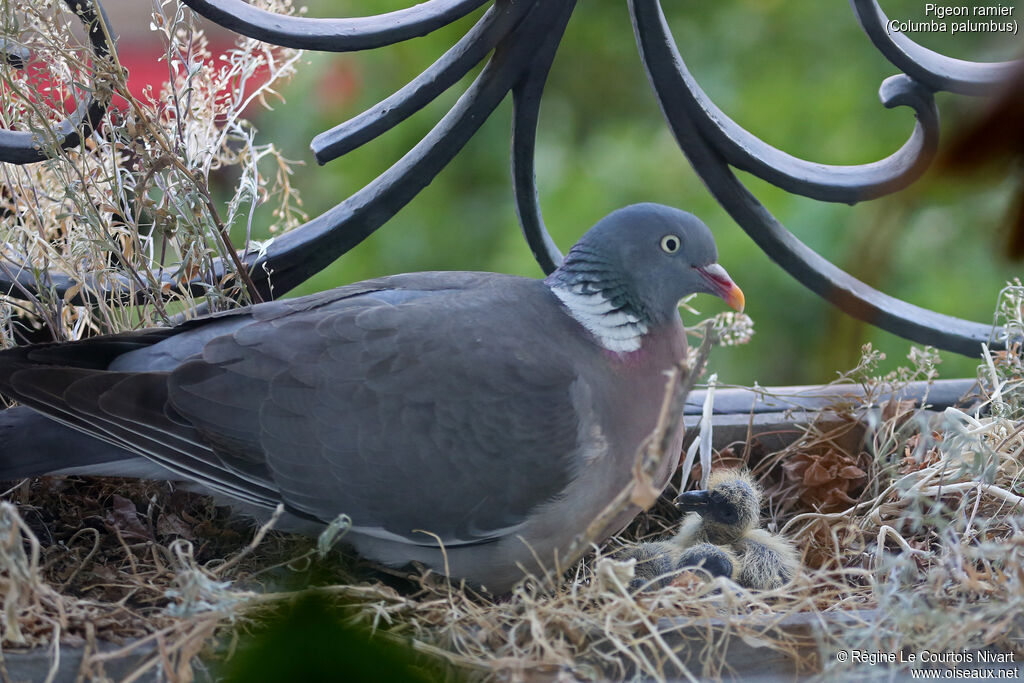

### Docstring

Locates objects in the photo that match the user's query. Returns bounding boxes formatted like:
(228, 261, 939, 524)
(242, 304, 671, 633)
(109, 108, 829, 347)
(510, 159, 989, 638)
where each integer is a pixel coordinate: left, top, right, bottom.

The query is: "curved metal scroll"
(0, 39, 31, 69)
(0, 0, 115, 164)
(509, 4, 573, 273)
(311, 1, 534, 164)
(850, 0, 1018, 96)
(178, 0, 488, 52)
(660, 62, 941, 204)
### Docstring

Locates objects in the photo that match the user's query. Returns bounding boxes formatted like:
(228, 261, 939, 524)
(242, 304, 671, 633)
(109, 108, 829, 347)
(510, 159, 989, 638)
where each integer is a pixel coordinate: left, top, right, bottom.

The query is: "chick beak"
(697, 263, 745, 312)
(675, 489, 711, 513)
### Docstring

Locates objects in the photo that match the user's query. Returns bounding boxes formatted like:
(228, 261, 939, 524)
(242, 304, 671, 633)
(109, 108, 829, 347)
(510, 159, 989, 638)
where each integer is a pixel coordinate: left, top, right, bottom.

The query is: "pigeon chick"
(614, 539, 739, 591)
(614, 541, 679, 591)
(674, 469, 799, 590)
(676, 542, 739, 582)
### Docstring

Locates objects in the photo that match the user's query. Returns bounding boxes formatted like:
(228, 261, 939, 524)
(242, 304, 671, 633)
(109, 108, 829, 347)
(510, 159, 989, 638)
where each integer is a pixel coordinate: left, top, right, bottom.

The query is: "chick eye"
(660, 234, 681, 254)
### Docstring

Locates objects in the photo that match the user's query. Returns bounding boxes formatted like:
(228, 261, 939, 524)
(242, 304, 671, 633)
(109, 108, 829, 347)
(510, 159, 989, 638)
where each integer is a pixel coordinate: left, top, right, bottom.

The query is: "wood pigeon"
(0, 203, 743, 592)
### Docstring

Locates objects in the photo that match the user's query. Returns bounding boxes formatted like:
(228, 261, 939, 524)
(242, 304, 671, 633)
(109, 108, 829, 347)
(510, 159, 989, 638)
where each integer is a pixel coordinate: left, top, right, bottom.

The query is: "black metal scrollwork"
(0, 0, 1019, 353)
(177, 0, 489, 51)
(629, 0, 1007, 355)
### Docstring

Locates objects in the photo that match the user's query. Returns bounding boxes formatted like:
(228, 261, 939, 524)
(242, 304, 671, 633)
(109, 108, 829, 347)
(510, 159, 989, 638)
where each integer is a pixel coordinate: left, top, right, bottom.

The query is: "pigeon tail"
(0, 405, 137, 480)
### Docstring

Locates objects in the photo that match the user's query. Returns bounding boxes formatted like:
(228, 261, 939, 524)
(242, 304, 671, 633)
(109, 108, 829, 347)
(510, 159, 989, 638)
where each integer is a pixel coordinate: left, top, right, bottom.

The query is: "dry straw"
(1, 2, 1023, 681)
(0, 0, 303, 344)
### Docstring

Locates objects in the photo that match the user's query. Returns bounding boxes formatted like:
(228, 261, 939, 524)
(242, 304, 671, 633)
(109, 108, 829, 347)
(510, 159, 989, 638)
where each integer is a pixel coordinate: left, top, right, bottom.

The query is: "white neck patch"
(550, 284, 648, 353)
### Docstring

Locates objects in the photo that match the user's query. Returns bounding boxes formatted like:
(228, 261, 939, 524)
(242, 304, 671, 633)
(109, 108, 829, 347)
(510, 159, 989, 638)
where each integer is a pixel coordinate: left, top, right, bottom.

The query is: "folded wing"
(0, 272, 587, 547)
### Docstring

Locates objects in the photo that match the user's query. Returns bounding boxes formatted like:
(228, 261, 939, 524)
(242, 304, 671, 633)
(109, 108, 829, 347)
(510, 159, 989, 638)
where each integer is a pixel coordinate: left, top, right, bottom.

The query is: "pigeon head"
(675, 469, 761, 545)
(546, 203, 743, 353)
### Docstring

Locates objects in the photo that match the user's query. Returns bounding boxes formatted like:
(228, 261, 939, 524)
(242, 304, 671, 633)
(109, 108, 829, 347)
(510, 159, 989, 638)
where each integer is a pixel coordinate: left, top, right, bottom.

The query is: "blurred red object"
(2, 40, 273, 117)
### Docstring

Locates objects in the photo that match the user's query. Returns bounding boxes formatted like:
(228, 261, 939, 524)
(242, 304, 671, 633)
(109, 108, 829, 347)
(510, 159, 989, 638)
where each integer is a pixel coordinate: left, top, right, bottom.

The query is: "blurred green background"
(236, 0, 1022, 387)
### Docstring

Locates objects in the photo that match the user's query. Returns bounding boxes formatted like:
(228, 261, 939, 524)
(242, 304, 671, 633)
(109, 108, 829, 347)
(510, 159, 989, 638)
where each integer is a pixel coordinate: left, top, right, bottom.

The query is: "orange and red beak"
(697, 264, 745, 312)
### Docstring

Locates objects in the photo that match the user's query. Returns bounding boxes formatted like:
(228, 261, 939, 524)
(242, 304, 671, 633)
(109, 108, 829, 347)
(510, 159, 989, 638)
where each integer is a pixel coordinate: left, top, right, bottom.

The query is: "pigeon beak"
(676, 489, 711, 513)
(697, 264, 745, 312)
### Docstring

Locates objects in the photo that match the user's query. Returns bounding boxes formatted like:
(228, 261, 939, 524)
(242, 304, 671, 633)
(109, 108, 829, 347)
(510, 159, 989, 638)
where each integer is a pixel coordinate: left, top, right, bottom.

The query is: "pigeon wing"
(0, 273, 589, 546)
(163, 273, 588, 546)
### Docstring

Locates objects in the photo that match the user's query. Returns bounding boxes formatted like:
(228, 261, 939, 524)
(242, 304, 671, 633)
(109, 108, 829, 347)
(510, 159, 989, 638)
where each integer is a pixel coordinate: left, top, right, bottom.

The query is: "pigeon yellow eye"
(660, 235, 681, 254)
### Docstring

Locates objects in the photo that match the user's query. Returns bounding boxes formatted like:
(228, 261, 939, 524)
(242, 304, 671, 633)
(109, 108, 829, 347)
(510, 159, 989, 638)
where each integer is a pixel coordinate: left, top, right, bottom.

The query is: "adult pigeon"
(0, 203, 743, 592)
